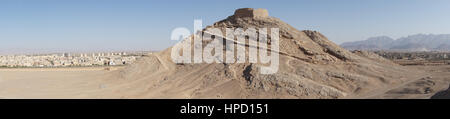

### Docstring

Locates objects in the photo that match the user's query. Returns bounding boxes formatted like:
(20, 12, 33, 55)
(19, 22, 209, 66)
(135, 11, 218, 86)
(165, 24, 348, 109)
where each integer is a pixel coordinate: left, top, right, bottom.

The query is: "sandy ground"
(0, 65, 449, 99)
(0, 67, 123, 99)
(369, 65, 450, 99)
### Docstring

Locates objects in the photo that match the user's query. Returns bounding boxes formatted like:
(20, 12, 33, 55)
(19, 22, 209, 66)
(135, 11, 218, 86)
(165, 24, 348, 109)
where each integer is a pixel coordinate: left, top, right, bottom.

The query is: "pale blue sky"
(1, 0, 450, 52)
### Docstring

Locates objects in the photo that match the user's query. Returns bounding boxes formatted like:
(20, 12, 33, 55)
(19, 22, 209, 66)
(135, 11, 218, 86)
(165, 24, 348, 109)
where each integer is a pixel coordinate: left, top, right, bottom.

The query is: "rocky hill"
(103, 8, 424, 99)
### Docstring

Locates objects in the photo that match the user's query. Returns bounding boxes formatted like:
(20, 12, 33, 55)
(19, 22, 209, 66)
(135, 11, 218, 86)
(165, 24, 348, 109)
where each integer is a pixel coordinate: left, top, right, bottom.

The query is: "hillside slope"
(102, 8, 425, 99)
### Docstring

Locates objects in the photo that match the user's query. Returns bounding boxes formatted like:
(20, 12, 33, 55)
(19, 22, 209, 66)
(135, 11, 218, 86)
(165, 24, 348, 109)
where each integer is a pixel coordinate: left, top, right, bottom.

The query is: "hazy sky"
(1, 0, 450, 51)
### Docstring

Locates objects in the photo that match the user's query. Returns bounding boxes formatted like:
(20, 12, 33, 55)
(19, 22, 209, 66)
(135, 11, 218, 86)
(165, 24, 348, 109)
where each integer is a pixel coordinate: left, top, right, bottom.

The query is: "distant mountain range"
(341, 34, 450, 51)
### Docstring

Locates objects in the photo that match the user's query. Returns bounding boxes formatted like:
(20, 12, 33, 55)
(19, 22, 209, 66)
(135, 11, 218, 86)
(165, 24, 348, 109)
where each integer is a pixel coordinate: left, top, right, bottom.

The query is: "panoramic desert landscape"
(1, 8, 450, 99)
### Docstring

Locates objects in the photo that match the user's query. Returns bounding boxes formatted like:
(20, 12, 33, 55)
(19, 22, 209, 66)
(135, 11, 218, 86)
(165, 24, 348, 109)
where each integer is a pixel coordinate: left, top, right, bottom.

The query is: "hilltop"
(107, 8, 425, 98)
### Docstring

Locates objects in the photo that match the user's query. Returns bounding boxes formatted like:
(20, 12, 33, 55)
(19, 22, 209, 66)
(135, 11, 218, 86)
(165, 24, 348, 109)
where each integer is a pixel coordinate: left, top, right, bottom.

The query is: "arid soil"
(370, 65, 450, 99)
(0, 65, 448, 99)
(0, 67, 123, 98)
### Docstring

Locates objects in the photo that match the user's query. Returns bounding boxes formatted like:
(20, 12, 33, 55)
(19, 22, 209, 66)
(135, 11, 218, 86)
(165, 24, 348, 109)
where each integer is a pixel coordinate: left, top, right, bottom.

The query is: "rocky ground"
(368, 65, 450, 99)
(0, 65, 448, 99)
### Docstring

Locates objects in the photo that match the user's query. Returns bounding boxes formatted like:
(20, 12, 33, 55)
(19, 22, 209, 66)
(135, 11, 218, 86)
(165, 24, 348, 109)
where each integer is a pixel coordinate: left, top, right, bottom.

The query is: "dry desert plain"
(0, 65, 450, 99)
(0, 67, 127, 98)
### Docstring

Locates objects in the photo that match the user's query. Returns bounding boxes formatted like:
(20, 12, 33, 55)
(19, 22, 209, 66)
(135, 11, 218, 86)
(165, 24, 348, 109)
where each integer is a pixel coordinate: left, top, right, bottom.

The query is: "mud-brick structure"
(234, 8, 269, 18)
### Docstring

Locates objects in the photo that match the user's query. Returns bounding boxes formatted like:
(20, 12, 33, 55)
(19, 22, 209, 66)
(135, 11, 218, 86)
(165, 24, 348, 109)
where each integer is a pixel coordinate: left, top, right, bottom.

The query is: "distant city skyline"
(1, 0, 450, 54)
